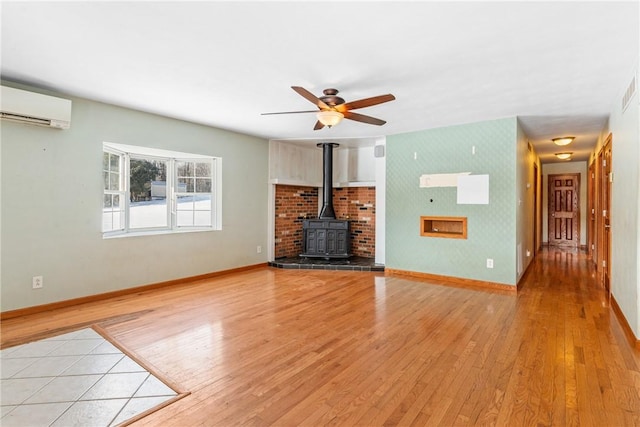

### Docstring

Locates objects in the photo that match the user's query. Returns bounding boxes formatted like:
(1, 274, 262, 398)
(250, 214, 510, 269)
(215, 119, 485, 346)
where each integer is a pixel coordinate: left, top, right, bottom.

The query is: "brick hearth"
(274, 184, 376, 259)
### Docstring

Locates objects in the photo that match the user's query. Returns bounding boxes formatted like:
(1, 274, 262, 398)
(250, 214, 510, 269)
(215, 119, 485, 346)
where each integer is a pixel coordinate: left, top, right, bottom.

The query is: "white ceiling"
(1, 1, 638, 163)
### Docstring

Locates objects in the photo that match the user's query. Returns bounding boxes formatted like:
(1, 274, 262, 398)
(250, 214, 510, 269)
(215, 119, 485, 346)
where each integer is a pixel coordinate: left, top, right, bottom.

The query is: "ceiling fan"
(261, 86, 396, 130)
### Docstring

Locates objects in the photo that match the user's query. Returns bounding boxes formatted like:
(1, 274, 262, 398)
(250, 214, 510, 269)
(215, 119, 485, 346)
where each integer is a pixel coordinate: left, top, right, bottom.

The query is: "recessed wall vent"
(622, 74, 637, 112)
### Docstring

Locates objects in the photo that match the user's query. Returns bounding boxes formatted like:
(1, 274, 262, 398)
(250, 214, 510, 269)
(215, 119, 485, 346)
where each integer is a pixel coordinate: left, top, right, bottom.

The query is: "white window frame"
(102, 148, 126, 233)
(174, 158, 218, 229)
(127, 154, 171, 232)
(103, 142, 222, 238)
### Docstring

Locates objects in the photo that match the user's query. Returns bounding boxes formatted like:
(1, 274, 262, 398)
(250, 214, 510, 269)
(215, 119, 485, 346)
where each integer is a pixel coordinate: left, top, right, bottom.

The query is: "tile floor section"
(0, 328, 178, 426)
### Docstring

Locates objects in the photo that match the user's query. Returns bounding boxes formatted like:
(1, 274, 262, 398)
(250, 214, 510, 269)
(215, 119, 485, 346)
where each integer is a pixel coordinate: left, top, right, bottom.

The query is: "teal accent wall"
(386, 117, 517, 285)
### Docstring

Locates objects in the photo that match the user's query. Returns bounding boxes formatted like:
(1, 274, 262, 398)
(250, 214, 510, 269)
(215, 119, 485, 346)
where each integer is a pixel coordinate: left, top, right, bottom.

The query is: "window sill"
(103, 227, 219, 239)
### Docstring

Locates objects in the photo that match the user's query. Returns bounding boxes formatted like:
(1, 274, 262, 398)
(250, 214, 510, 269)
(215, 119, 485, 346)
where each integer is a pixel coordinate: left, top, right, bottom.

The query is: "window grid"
(175, 160, 214, 228)
(102, 151, 125, 232)
(128, 155, 170, 230)
(102, 145, 218, 237)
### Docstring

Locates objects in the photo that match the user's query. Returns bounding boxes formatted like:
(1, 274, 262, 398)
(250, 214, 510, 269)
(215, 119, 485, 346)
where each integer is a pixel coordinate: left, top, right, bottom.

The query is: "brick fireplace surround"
(274, 184, 376, 259)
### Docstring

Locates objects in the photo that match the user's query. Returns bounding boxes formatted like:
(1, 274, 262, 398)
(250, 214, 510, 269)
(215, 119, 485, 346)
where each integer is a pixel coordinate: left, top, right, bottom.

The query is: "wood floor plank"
(2, 249, 640, 426)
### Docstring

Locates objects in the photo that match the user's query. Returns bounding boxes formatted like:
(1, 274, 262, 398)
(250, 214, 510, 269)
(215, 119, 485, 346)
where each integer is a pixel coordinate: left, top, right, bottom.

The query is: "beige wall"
(1, 82, 269, 312)
(601, 62, 640, 337)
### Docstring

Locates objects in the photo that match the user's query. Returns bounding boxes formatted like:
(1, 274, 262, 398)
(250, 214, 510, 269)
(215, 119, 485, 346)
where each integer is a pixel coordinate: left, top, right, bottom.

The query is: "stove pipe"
(317, 142, 339, 219)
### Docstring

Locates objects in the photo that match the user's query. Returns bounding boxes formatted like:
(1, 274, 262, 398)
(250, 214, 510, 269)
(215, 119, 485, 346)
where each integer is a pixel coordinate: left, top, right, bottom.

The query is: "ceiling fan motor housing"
(320, 88, 344, 107)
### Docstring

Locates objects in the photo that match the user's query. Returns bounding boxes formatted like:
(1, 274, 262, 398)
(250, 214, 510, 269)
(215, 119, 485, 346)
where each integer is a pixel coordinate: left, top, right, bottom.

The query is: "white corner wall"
(374, 140, 386, 264)
(607, 63, 640, 337)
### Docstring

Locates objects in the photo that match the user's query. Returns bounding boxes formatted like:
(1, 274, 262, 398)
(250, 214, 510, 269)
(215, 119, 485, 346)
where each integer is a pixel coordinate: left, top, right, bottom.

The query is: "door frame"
(600, 134, 613, 294)
(588, 160, 596, 261)
(596, 147, 604, 272)
(533, 163, 540, 256)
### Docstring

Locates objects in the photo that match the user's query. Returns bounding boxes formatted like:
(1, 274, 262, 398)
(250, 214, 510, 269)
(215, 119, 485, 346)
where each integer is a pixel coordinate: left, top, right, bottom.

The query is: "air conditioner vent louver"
(622, 74, 636, 112)
(1, 85, 72, 129)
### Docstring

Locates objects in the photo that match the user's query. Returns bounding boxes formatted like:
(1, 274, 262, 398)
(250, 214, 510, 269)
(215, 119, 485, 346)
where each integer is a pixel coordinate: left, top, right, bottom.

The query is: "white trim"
(375, 139, 386, 264)
(103, 227, 217, 239)
(104, 142, 211, 159)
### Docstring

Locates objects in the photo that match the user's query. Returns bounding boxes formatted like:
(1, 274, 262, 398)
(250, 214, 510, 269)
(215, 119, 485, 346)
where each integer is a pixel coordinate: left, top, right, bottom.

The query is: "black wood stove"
(300, 143, 351, 259)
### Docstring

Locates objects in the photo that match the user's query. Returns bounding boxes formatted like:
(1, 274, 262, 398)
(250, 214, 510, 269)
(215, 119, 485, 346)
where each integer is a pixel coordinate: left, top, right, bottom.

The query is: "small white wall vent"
(622, 74, 637, 112)
(1, 85, 72, 129)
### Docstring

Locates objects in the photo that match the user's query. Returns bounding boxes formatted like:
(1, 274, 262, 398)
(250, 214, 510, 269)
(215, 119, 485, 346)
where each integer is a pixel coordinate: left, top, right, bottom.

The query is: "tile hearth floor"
(0, 328, 179, 426)
(269, 256, 384, 272)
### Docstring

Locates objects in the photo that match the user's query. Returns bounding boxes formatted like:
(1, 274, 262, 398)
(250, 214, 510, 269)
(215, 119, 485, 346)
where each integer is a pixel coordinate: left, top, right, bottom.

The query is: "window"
(102, 142, 221, 237)
(129, 157, 168, 229)
(176, 160, 213, 227)
(102, 151, 125, 232)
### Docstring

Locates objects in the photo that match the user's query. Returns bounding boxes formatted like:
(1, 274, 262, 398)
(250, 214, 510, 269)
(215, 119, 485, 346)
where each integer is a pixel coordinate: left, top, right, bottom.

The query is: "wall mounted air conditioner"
(1, 85, 72, 129)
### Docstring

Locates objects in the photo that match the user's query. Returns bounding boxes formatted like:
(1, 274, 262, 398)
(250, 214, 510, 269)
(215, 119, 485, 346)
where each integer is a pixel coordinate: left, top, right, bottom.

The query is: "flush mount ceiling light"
(316, 110, 344, 128)
(552, 136, 575, 146)
(555, 152, 573, 160)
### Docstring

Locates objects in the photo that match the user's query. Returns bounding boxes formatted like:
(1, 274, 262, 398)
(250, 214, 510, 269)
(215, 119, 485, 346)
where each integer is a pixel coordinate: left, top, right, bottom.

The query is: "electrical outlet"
(486, 259, 494, 269)
(257, 245, 262, 254)
(32, 275, 43, 289)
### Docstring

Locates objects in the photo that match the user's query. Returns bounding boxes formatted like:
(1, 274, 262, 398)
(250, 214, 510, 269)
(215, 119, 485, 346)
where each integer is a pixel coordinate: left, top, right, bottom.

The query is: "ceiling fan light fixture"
(316, 110, 344, 127)
(555, 152, 573, 160)
(263, 86, 394, 130)
(552, 136, 575, 146)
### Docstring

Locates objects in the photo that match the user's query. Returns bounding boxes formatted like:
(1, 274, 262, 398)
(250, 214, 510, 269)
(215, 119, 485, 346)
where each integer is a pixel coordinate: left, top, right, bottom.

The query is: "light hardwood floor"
(2, 248, 640, 426)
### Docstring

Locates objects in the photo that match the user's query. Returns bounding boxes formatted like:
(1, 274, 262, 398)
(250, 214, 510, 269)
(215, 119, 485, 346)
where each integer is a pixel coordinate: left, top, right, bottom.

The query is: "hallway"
(506, 247, 640, 425)
(1, 248, 640, 426)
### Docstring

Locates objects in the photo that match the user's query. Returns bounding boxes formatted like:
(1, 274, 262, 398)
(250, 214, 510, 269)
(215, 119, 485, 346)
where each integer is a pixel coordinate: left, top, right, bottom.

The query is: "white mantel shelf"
(270, 179, 376, 188)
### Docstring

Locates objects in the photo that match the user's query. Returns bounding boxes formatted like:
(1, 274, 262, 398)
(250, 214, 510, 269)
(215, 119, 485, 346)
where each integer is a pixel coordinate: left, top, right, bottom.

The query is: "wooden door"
(548, 174, 580, 247)
(602, 136, 612, 292)
(587, 161, 596, 261)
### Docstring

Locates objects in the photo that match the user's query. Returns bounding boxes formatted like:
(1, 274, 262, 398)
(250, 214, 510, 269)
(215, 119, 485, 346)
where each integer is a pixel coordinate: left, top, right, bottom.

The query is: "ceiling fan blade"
(343, 111, 387, 126)
(337, 94, 396, 112)
(292, 86, 330, 110)
(261, 110, 318, 115)
(313, 120, 325, 130)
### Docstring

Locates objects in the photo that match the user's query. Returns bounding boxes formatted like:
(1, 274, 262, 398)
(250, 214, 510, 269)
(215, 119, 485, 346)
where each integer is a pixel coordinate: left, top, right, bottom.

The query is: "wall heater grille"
(622, 73, 637, 112)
